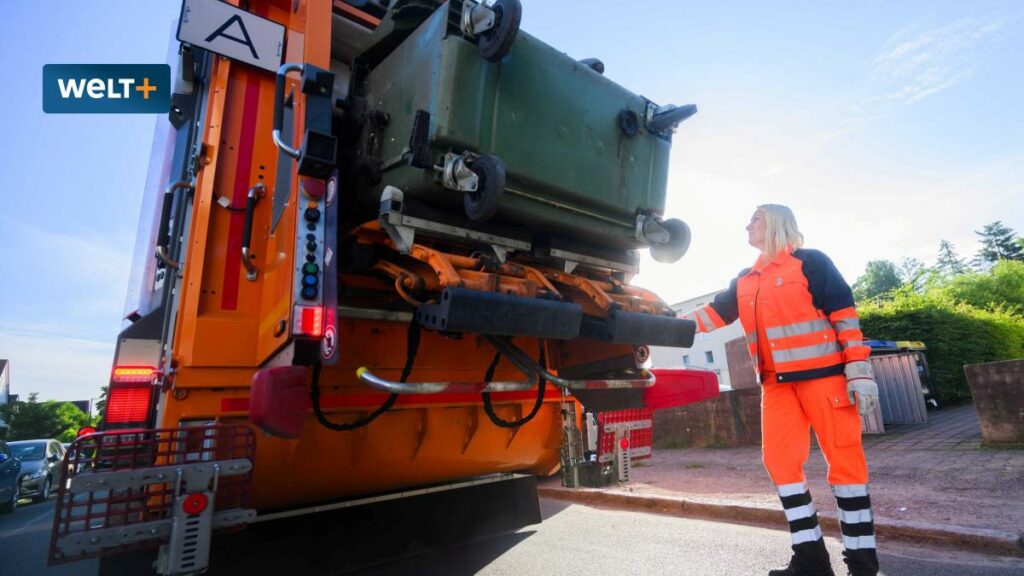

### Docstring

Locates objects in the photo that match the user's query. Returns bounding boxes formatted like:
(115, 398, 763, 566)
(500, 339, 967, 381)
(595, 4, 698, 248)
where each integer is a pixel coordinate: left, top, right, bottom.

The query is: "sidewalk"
(539, 404, 1024, 556)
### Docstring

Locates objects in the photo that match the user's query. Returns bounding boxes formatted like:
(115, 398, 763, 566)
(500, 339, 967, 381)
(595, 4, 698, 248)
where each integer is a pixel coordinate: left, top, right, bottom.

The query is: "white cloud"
(0, 216, 133, 335)
(0, 324, 112, 402)
(0, 218, 132, 402)
(871, 15, 1011, 105)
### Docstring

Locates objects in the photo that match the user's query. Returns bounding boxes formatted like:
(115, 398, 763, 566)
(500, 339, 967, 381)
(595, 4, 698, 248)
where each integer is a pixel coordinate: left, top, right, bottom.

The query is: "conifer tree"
(974, 221, 1024, 267)
(935, 240, 967, 277)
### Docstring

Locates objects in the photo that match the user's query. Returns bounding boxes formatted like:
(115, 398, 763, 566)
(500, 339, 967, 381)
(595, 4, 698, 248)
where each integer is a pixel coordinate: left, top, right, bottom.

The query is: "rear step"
(581, 309, 696, 348)
(414, 286, 697, 347)
(416, 287, 581, 339)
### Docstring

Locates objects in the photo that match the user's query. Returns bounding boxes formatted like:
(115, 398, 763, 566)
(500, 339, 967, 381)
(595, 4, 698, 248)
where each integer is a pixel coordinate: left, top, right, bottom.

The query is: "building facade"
(651, 292, 757, 390)
(651, 291, 741, 388)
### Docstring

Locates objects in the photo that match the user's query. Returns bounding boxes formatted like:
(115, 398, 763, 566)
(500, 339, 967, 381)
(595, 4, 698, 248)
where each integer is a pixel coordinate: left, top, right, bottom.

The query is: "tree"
(94, 386, 108, 420)
(898, 257, 928, 291)
(935, 260, 1024, 318)
(935, 240, 967, 278)
(853, 260, 902, 301)
(0, 394, 91, 441)
(974, 221, 1024, 268)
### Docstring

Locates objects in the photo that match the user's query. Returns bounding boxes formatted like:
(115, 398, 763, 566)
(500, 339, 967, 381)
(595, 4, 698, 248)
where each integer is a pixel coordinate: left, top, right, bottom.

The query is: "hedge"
(859, 290, 1024, 403)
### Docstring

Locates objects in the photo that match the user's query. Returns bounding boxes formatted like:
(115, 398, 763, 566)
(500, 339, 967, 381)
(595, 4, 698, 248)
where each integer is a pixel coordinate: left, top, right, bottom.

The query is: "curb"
(538, 486, 1024, 558)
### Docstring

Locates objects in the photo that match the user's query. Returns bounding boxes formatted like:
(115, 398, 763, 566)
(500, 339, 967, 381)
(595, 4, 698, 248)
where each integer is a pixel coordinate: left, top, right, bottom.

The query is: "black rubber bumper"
(416, 287, 582, 340)
(580, 309, 696, 348)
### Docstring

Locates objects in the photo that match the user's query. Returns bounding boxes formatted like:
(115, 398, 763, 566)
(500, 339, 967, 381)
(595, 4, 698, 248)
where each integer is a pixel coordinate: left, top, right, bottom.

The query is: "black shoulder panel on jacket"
(707, 267, 750, 325)
(792, 249, 855, 314)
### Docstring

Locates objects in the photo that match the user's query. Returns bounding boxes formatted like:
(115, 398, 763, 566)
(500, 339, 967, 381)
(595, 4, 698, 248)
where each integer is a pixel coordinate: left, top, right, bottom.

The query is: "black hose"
(310, 321, 420, 431)
(482, 342, 547, 429)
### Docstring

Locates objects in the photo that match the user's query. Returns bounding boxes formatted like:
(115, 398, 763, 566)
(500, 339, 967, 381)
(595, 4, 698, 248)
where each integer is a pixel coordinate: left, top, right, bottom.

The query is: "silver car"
(9, 439, 65, 503)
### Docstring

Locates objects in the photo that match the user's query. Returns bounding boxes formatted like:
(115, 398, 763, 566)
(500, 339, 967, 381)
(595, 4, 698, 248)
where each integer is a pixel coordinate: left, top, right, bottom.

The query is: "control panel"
(291, 177, 326, 338)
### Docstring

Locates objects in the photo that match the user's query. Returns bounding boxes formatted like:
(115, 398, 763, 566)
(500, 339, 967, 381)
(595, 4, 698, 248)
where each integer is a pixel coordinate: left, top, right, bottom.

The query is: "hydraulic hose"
(481, 342, 547, 428)
(311, 320, 420, 430)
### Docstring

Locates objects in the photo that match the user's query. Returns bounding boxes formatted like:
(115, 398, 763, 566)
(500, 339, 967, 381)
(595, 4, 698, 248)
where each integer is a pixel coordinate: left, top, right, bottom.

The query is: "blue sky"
(1, 0, 1022, 402)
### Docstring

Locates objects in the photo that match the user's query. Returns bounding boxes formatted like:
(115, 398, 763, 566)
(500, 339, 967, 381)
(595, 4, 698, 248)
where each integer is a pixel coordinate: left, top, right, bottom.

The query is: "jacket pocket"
(829, 393, 861, 448)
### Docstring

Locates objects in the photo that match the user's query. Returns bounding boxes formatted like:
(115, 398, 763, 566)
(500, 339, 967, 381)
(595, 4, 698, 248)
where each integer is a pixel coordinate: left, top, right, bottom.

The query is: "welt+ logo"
(43, 64, 170, 113)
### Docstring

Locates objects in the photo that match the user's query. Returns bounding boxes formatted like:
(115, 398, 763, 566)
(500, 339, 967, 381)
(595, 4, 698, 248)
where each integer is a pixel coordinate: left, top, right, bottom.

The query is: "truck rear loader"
(49, 1, 709, 573)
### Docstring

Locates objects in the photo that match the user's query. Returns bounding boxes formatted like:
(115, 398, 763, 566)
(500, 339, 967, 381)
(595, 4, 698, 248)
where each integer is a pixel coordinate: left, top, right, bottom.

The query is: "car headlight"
(27, 469, 47, 480)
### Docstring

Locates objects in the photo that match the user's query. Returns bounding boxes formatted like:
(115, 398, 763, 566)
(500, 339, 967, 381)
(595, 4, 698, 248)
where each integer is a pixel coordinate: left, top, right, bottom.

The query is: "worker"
(679, 204, 880, 576)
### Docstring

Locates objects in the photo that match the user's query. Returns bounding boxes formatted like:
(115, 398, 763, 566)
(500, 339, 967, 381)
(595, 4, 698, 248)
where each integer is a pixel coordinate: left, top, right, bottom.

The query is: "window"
(682, 355, 690, 365)
(705, 351, 715, 364)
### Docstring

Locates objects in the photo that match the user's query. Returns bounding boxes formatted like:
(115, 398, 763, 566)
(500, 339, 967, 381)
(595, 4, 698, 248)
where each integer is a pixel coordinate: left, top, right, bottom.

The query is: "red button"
(619, 438, 630, 450)
(182, 493, 209, 516)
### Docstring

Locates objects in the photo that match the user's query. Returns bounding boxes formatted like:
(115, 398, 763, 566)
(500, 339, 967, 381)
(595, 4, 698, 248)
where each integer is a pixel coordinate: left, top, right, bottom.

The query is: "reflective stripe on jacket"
(681, 248, 870, 383)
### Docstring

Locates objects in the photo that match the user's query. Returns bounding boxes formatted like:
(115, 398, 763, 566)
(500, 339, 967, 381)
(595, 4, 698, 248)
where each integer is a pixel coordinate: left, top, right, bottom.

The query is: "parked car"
(0, 440, 23, 513)
(9, 439, 65, 503)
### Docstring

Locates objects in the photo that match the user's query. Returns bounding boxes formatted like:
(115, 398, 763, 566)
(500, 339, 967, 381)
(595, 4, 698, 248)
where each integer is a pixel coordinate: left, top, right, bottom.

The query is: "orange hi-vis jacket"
(682, 248, 869, 383)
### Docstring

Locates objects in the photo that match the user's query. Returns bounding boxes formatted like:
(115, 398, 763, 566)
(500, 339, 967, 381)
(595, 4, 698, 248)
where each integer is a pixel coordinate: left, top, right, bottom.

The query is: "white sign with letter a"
(177, 0, 285, 73)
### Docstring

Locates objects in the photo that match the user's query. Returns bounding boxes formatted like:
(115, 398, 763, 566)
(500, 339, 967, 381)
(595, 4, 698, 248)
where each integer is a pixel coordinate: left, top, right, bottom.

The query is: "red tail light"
(293, 305, 323, 337)
(106, 385, 153, 424)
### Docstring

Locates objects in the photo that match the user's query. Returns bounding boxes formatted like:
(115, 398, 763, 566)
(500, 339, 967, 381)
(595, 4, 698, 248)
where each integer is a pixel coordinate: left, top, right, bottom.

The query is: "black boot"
(842, 548, 879, 576)
(768, 540, 835, 576)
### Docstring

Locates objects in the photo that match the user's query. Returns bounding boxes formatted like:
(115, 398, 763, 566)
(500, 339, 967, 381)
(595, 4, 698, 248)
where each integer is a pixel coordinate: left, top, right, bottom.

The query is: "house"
(650, 292, 758, 390)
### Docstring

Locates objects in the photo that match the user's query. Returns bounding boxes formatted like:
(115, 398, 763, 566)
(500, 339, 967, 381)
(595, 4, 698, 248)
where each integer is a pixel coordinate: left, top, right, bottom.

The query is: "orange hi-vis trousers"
(761, 373, 868, 486)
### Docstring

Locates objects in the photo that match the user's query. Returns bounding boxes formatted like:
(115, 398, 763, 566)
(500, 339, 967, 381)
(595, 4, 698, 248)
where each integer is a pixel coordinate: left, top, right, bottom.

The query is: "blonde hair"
(757, 204, 804, 257)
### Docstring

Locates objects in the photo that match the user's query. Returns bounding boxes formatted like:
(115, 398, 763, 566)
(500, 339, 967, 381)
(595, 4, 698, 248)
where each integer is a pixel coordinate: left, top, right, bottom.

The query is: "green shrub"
(859, 289, 1024, 403)
(935, 260, 1024, 318)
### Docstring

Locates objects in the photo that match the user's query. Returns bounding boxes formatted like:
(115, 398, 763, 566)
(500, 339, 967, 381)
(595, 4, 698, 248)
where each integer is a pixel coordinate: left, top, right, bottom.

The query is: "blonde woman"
(681, 205, 880, 576)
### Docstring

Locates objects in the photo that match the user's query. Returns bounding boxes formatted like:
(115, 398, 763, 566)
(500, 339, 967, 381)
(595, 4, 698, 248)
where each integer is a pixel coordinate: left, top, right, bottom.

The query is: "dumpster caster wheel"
(649, 218, 691, 263)
(478, 0, 522, 62)
(464, 155, 505, 222)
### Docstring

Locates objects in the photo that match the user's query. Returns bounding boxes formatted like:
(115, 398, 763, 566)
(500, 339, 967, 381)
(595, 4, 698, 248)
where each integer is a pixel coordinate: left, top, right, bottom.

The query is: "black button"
(304, 208, 321, 223)
(306, 233, 316, 241)
(306, 241, 317, 252)
(301, 286, 318, 300)
(305, 254, 316, 263)
(306, 223, 316, 231)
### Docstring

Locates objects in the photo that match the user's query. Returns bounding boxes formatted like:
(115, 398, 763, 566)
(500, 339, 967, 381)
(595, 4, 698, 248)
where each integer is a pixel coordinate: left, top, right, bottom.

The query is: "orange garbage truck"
(50, 0, 706, 573)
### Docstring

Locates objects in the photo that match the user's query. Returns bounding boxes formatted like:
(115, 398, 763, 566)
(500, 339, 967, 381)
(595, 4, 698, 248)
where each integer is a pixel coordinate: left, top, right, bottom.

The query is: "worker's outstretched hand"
(845, 361, 879, 416)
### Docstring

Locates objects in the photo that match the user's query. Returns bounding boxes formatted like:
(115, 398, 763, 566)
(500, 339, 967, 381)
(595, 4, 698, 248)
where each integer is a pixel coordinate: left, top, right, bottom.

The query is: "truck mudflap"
(49, 426, 256, 575)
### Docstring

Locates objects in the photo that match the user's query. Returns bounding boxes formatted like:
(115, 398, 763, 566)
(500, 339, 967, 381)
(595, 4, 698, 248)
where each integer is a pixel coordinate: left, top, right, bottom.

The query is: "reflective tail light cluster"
(105, 366, 157, 426)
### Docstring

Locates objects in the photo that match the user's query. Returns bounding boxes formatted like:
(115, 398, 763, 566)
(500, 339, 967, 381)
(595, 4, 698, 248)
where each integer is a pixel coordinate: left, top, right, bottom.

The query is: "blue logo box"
(43, 64, 170, 114)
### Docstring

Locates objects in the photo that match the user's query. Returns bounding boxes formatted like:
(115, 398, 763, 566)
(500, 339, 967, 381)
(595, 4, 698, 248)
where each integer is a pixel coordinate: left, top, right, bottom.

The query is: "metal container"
(871, 352, 929, 426)
(349, 1, 686, 255)
(860, 402, 885, 435)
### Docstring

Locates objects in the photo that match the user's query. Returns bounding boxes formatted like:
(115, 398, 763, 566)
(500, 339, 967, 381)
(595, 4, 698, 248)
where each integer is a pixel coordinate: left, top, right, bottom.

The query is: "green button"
(303, 262, 320, 275)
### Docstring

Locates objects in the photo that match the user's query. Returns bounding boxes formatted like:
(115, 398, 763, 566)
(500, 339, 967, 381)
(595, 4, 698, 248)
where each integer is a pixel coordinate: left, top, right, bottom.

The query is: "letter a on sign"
(177, 0, 285, 72)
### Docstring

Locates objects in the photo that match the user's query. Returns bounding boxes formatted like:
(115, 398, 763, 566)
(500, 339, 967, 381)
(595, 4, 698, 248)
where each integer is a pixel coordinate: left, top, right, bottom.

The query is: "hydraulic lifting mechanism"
(49, 1, 704, 574)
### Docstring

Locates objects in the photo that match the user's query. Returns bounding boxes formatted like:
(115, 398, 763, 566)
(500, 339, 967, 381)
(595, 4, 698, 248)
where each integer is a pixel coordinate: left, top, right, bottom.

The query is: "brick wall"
(653, 387, 762, 448)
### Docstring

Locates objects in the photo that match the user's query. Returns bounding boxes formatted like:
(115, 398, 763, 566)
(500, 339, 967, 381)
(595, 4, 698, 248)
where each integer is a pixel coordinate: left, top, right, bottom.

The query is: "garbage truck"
(49, 0, 705, 573)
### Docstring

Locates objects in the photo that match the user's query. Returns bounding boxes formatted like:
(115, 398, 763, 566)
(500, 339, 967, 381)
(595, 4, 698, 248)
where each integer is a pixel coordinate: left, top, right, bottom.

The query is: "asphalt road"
(2, 497, 1021, 576)
(0, 497, 96, 576)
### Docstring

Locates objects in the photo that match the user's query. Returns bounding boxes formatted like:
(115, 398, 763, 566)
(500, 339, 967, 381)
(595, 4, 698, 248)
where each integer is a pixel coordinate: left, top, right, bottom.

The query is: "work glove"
(845, 360, 879, 416)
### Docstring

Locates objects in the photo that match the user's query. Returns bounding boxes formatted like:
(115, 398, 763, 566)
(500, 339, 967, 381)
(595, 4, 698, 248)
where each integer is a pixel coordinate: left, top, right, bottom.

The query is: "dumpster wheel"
(464, 154, 505, 222)
(477, 0, 522, 62)
(649, 218, 692, 263)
